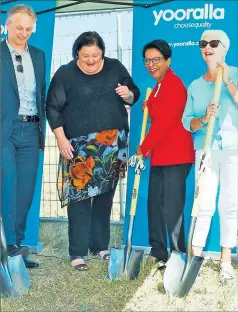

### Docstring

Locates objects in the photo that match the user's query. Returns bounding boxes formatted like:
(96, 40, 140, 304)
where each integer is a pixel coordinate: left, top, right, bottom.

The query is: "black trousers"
(148, 164, 192, 261)
(67, 184, 117, 257)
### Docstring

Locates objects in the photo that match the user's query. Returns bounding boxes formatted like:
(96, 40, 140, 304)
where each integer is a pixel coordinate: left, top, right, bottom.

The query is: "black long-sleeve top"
(46, 57, 140, 139)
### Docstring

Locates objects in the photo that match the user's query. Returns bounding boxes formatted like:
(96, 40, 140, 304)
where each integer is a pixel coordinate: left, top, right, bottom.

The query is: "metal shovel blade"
(0, 262, 14, 296)
(108, 248, 125, 280)
(108, 248, 144, 280)
(163, 251, 203, 297)
(125, 249, 144, 280)
(0, 217, 30, 297)
(7, 254, 31, 296)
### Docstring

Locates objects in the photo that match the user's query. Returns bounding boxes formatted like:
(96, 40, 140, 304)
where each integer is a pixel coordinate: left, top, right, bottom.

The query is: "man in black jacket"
(1, 4, 46, 268)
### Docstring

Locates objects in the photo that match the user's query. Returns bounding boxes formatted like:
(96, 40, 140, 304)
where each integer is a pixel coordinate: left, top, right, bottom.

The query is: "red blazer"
(140, 69, 195, 166)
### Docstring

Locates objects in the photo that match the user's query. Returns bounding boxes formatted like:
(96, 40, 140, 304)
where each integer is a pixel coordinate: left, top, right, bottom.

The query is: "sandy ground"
(123, 259, 238, 311)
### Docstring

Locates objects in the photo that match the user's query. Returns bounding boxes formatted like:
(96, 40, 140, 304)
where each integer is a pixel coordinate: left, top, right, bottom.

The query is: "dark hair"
(142, 39, 172, 60)
(72, 31, 105, 60)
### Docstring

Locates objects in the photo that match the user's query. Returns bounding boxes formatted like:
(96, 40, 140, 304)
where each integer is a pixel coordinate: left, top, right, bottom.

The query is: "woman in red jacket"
(137, 40, 194, 266)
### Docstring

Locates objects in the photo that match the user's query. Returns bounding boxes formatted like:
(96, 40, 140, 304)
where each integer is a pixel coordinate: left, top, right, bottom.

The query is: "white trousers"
(192, 149, 238, 248)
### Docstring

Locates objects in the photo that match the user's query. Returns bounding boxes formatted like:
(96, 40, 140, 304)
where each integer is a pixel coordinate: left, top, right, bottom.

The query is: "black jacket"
(1, 39, 46, 149)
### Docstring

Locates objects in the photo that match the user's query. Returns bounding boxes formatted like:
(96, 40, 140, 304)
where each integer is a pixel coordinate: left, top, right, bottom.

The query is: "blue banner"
(124, 0, 238, 253)
(1, 0, 56, 251)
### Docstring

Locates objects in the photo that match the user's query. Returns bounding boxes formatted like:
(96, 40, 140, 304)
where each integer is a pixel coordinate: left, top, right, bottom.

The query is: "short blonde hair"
(7, 4, 37, 22)
(201, 29, 230, 51)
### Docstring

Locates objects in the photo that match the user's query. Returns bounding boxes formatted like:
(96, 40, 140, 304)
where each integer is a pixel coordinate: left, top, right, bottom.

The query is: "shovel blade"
(0, 262, 14, 296)
(8, 255, 30, 296)
(125, 249, 144, 280)
(163, 251, 203, 297)
(108, 248, 125, 280)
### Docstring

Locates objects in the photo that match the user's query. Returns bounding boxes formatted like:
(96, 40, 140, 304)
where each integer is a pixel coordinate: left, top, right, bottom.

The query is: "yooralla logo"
(153, 3, 225, 26)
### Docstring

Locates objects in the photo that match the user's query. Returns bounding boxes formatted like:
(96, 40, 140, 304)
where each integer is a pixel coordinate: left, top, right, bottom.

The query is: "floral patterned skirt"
(57, 129, 128, 207)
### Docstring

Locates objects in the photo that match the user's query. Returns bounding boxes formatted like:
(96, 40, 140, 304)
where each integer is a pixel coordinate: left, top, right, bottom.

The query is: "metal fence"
(40, 9, 133, 223)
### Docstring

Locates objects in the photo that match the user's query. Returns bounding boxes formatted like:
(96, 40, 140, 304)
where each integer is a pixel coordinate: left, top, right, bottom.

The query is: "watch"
(200, 117, 207, 126)
(224, 79, 233, 86)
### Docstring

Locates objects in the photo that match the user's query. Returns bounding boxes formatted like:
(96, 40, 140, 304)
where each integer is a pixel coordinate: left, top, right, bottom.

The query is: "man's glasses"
(15, 55, 23, 73)
(199, 40, 225, 49)
(143, 57, 164, 65)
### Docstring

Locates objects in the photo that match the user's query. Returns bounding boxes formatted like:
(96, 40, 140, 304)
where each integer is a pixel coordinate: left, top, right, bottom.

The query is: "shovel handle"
(191, 66, 223, 218)
(191, 174, 206, 217)
(130, 174, 141, 216)
(186, 67, 223, 259)
(203, 67, 223, 150)
(139, 88, 151, 144)
(129, 88, 152, 216)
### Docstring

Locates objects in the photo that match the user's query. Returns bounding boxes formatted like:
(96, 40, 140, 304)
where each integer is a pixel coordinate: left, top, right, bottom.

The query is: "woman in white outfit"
(182, 29, 238, 279)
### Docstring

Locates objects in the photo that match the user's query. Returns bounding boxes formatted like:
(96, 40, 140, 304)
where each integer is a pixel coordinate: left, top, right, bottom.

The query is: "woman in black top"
(46, 31, 140, 271)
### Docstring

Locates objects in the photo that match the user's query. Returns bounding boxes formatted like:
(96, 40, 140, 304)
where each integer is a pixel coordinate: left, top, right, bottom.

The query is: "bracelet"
(124, 90, 134, 104)
(128, 90, 133, 100)
(224, 79, 233, 86)
(200, 117, 207, 126)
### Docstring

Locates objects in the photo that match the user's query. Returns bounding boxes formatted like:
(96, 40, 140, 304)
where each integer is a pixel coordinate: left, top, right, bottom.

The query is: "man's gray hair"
(7, 4, 37, 22)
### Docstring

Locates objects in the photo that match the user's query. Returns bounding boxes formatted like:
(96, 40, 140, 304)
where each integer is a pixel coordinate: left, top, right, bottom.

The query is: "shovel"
(0, 217, 30, 297)
(108, 87, 152, 280)
(163, 66, 223, 297)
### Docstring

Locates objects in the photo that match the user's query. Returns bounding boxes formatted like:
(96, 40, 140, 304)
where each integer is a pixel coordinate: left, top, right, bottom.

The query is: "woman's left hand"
(217, 62, 230, 84)
(115, 83, 130, 100)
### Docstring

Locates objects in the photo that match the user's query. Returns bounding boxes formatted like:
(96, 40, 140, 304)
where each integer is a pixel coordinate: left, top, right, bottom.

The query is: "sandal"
(71, 257, 89, 271)
(99, 250, 111, 261)
(74, 263, 89, 271)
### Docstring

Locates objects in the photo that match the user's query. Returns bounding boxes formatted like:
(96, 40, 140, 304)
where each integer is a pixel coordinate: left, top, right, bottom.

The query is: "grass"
(1, 222, 237, 311)
(1, 222, 153, 312)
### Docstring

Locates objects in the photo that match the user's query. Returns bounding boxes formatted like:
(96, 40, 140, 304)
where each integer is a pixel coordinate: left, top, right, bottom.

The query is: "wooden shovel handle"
(191, 66, 223, 217)
(139, 88, 151, 144)
(203, 66, 223, 150)
(130, 88, 152, 216)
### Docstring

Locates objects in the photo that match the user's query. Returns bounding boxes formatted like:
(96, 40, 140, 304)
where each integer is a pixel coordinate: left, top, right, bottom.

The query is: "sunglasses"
(143, 57, 164, 65)
(15, 55, 23, 73)
(199, 40, 225, 49)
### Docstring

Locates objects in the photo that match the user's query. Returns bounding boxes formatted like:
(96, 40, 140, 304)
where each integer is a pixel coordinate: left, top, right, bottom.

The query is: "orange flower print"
(69, 156, 95, 191)
(95, 129, 118, 145)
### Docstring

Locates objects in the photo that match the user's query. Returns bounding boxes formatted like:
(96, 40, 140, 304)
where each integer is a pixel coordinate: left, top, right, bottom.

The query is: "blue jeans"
(1, 120, 39, 245)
